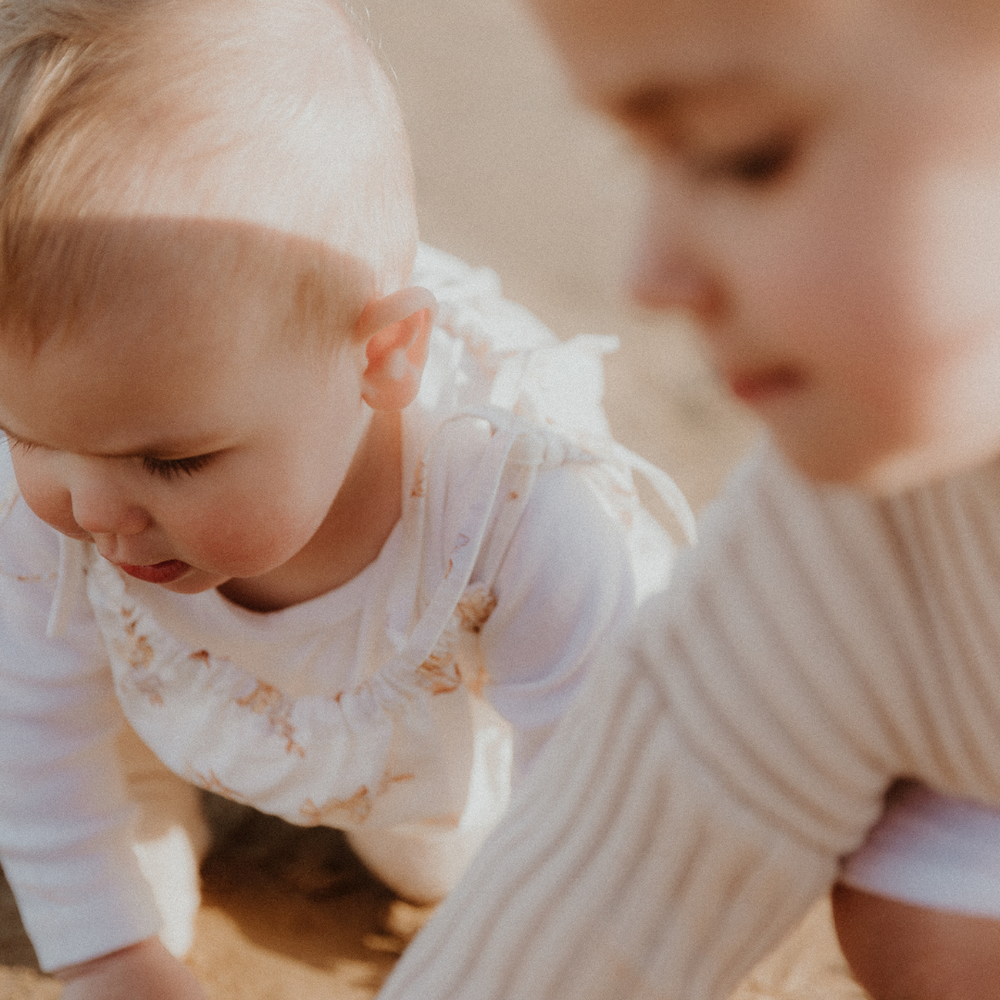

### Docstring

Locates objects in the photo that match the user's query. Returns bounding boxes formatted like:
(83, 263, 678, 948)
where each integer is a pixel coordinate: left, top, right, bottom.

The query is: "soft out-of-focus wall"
(361, 0, 758, 511)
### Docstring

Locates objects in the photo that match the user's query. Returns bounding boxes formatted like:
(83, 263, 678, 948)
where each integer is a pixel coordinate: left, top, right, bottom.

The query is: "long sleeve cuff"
(4, 825, 161, 972)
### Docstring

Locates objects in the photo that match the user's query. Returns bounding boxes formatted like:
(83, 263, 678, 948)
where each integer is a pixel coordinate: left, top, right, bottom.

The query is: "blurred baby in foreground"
(379, 2, 1000, 999)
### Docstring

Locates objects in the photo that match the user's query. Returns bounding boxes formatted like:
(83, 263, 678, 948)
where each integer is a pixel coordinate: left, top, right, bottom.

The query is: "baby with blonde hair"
(0, 1, 687, 997)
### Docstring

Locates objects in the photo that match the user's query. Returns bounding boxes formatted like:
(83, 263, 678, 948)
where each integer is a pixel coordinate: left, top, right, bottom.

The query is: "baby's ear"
(356, 286, 437, 411)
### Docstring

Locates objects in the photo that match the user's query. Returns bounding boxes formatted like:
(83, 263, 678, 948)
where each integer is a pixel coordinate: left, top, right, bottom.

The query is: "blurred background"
(360, 0, 759, 512)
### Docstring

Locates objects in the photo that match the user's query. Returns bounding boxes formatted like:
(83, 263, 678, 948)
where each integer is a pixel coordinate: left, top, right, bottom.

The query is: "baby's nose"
(70, 478, 149, 537)
(629, 166, 722, 320)
(630, 249, 718, 317)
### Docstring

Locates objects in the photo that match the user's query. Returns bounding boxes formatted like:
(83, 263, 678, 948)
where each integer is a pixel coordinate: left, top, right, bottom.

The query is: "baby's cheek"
(184, 504, 311, 575)
(11, 461, 79, 538)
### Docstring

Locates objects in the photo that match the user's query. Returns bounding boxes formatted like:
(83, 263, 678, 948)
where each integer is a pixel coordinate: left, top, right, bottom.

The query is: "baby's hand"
(57, 936, 207, 1000)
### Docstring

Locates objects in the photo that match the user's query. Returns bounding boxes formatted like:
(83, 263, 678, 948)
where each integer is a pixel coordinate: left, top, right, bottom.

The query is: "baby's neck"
(218, 410, 402, 613)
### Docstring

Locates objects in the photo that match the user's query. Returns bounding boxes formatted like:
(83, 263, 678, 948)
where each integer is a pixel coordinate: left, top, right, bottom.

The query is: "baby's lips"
(726, 364, 803, 404)
(116, 559, 191, 584)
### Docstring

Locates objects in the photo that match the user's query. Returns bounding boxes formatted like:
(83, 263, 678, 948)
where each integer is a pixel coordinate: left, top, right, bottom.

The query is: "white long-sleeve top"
(0, 246, 681, 972)
(379, 439, 1000, 1000)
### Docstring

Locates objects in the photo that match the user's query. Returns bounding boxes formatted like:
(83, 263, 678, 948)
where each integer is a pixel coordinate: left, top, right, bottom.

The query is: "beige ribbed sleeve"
(379, 443, 1000, 1000)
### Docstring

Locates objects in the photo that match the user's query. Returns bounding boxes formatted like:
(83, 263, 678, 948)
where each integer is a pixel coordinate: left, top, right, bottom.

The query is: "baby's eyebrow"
(97, 436, 225, 460)
(608, 70, 764, 127)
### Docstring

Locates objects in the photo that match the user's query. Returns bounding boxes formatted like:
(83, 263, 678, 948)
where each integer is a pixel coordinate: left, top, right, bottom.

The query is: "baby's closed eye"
(692, 129, 801, 186)
(141, 453, 216, 480)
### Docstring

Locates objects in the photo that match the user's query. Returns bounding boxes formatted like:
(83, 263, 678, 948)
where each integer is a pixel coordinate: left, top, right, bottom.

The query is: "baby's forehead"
(533, 0, 1000, 79)
(529, 0, 813, 114)
(529, 0, 1000, 131)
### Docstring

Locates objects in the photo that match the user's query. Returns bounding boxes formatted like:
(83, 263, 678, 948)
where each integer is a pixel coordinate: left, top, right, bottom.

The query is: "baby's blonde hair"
(0, 0, 418, 350)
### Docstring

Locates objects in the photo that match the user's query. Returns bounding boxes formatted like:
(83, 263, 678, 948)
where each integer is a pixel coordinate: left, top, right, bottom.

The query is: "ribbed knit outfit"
(379, 439, 1000, 1000)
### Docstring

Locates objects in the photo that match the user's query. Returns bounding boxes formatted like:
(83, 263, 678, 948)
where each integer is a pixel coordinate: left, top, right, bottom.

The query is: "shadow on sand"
(0, 794, 435, 999)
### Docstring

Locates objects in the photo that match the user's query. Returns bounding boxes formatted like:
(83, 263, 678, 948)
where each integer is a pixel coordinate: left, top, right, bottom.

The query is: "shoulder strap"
(413, 244, 696, 556)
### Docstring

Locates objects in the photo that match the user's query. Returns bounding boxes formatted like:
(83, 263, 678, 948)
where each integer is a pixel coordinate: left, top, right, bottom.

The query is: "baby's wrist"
(54, 935, 206, 1000)
(55, 936, 160, 981)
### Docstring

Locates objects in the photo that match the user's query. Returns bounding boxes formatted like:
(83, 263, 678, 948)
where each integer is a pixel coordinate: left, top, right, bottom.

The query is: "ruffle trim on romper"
(40, 407, 694, 833)
(60, 413, 570, 830)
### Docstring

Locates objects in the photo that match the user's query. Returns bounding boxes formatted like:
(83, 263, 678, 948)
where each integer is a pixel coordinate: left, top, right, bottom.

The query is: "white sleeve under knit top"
(378, 440, 1000, 1000)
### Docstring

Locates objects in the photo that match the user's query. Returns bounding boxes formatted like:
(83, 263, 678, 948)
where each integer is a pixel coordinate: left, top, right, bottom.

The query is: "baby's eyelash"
(142, 453, 215, 480)
(4, 434, 39, 454)
(4, 435, 216, 480)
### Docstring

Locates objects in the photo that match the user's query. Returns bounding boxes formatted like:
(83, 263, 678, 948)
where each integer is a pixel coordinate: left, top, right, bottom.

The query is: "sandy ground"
(0, 0, 871, 996)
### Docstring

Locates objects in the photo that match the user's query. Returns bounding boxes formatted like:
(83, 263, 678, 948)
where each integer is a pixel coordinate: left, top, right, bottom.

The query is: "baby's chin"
(778, 434, 998, 497)
(149, 566, 233, 594)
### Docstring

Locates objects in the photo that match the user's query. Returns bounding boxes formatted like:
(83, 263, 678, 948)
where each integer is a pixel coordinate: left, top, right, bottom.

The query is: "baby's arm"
(57, 938, 206, 1000)
(0, 589, 162, 969)
(345, 460, 638, 903)
(478, 462, 637, 777)
(0, 495, 163, 971)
